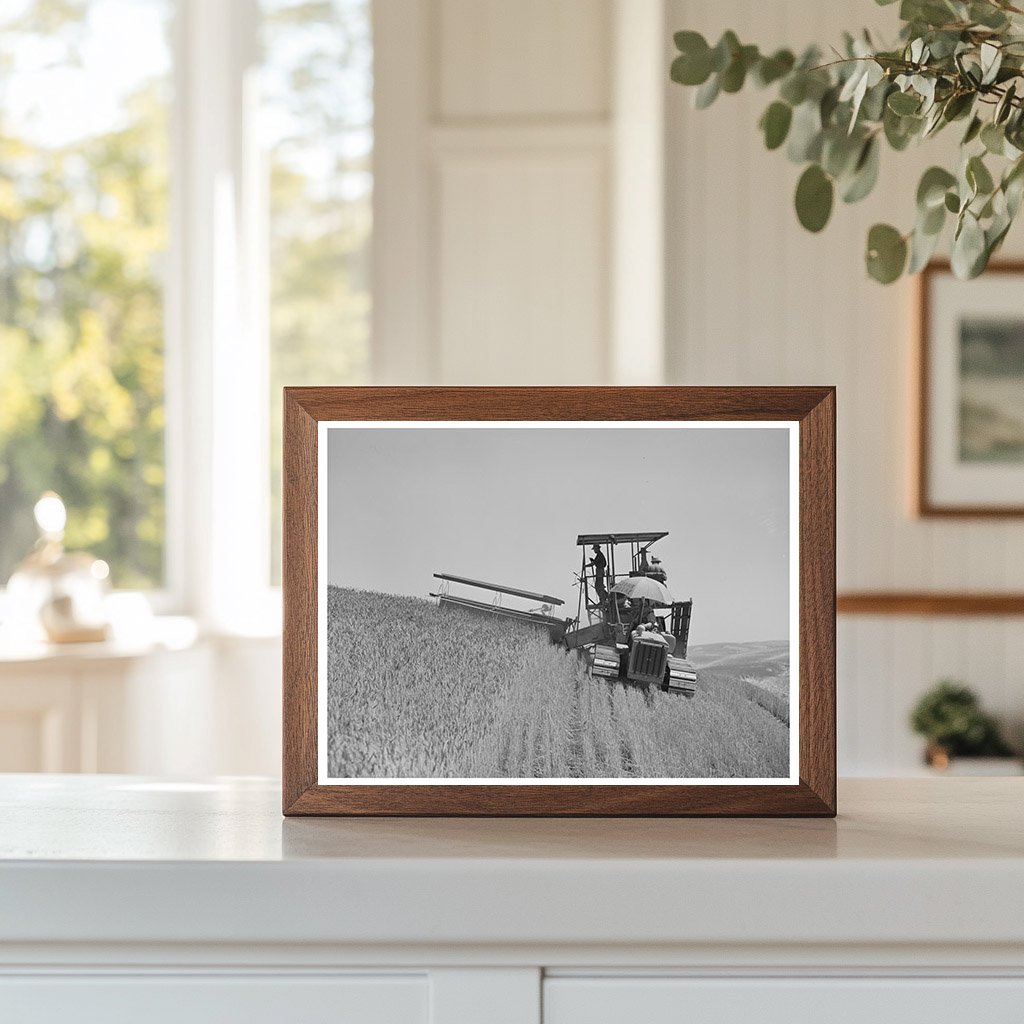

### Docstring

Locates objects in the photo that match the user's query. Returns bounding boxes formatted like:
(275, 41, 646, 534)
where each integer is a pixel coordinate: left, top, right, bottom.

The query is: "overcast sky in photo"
(326, 425, 792, 644)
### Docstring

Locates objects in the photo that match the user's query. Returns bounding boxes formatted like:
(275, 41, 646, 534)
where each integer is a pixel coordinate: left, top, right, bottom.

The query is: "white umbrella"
(610, 576, 674, 606)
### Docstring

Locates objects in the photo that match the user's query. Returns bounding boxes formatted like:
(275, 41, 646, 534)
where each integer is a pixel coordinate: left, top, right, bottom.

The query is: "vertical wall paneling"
(611, 0, 665, 385)
(665, 0, 1024, 774)
(372, 0, 436, 384)
(375, 0, 621, 384)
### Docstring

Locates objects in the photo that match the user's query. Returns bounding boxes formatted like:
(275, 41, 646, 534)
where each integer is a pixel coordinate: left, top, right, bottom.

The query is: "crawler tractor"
(563, 532, 697, 696)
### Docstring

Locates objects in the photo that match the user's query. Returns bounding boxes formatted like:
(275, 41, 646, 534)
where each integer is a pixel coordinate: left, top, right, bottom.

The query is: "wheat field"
(326, 586, 790, 779)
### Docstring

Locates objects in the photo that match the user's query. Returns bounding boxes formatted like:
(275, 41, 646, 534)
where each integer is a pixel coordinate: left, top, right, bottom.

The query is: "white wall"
(108, 0, 1022, 780)
(373, 0, 667, 385)
(665, 0, 1024, 772)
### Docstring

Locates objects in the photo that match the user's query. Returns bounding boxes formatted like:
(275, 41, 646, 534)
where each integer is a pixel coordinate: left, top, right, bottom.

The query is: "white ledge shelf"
(2, 776, 1023, 955)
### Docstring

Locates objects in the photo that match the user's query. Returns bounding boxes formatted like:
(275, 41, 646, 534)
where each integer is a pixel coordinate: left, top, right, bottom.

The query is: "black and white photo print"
(318, 422, 798, 784)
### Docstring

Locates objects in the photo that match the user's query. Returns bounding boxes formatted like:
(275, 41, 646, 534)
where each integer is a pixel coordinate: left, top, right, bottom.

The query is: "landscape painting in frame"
(318, 422, 799, 785)
(920, 263, 1024, 515)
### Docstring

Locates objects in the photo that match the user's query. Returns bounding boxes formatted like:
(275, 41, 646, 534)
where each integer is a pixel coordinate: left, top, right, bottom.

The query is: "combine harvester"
(564, 532, 697, 697)
(431, 530, 697, 697)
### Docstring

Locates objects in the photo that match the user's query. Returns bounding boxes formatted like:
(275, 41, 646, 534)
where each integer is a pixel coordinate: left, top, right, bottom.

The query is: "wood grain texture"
(916, 260, 1024, 518)
(282, 391, 319, 812)
(838, 592, 1024, 616)
(282, 387, 836, 817)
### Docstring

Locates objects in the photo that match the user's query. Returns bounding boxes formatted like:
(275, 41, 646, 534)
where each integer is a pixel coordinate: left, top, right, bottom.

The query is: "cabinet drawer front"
(545, 978, 1024, 1024)
(0, 975, 427, 1024)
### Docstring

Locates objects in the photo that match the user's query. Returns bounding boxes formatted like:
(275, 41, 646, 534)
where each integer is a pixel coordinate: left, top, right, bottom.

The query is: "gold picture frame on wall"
(917, 260, 1024, 517)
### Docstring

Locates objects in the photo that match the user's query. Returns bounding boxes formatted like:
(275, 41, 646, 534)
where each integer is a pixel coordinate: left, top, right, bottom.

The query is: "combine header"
(430, 573, 570, 642)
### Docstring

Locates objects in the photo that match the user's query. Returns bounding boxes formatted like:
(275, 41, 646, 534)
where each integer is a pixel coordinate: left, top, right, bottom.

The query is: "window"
(262, 0, 373, 581)
(0, 0, 172, 589)
(0, 0, 373, 615)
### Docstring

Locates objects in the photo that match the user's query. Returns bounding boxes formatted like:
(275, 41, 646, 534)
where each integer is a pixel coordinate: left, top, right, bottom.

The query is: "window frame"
(166, 0, 279, 633)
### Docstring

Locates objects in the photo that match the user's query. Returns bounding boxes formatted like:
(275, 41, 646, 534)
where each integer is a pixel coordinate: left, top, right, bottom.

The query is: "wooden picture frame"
(283, 387, 836, 816)
(917, 260, 1024, 517)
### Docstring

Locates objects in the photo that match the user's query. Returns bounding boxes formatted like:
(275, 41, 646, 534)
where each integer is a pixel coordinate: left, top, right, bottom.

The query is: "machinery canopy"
(576, 532, 668, 547)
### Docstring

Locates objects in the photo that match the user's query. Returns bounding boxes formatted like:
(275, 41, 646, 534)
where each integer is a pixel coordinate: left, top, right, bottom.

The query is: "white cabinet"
(544, 977, 1024, 1024)
(1, 778, 1022, 1024)
(1, 975, 428, 1024)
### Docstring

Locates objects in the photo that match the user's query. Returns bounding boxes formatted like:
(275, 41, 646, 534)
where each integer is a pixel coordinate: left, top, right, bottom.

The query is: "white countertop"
(2, 775, 1022, 951)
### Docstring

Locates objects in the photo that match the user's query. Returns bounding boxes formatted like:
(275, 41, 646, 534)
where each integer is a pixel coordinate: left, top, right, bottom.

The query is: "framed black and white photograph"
(283, 387, 835, 816)
(918, 262, 1024, 517)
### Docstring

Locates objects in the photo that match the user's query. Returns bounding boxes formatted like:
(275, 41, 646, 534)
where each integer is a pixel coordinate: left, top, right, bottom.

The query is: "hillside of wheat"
(326, 586, 790, 779)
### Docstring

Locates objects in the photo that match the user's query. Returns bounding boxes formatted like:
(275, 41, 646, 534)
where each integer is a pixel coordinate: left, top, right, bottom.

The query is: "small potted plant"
(909, 680, 1020, 773)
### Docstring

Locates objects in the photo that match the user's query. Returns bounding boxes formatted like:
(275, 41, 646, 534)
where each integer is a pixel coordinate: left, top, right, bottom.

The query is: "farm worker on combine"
(589, 544, 608, 605)
(632, 612, 668, 646)
(649, 556, 668, 584)
(638, 547, 652, 575)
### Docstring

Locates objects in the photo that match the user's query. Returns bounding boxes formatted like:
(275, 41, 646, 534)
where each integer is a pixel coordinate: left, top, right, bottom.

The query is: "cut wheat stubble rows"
(326, 586, 790, 779)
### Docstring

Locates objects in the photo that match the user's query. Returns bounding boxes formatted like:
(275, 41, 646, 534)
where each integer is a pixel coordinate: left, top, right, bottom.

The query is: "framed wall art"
(918, 261, 1024, 517)
(282, 387, 836, 816)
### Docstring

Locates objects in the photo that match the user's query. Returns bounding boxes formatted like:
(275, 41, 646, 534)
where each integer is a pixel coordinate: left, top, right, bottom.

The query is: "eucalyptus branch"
(670, 0, 1024, 283)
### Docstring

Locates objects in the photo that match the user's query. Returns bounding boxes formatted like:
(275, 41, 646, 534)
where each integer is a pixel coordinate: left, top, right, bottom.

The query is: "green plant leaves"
(842, 137, 880, 203)
(787, 100, 823, 162)
(694, 74, 721, 109)
(866, 224, 908, 283)
(981, 121, 1006, 155)
(967, 154, 995, 196)
(888, 90, 921, 115)
(759, 101, 792, 150)
(952, 211, 987, 278)
(753, 49, 795, 87)
(671, 31, 713, 86)
(917, 166, 957, 210)
(795, 164, 834, 232)
(669, 10, 1024, 284)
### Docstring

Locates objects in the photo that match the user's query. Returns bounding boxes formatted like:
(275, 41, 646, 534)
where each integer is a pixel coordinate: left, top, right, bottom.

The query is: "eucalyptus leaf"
(970, 2, 1009, 30)
(981, 121, 1006, 155)
(980, 42, 1003, 86)
(995, 82, 1017, 124)
(842, 137, 881, 203)
(962, 115, 983, 145)
(760, 102, 793, 150)
(779, 73, 807, 106)
(921, 200, 946, 235)
(822, 128, 863, 178)
(671, 51, 712, 87)
(884, 106, 922, 150)
(942, 91, 974, 122)
(1002, 158, 1024, 218)
(754, 49, 795, 87)
(787, 100, 823, 162)
(710, 31, 740, 73)
(861, 79, 892, 122)
(917, 166, 957, 210)
(952, 212, 987, 278)
(795, 164, 834, 232)
(888, 90, 921, 115)
(721, 44, 759, 92)
(866, 223, 908, 283)
(967, 154, 995, 195)
(908, 222, 942, 273)
(694, 73, 721, 109)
